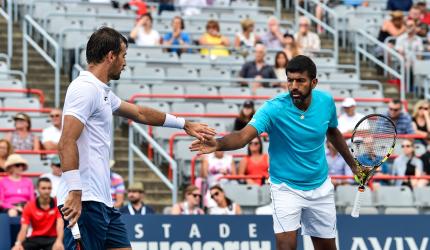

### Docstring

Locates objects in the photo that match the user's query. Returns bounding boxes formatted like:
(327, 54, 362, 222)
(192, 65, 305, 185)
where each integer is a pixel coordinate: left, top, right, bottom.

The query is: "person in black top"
(119, 182, 155, 215)
(412, 100, 430, 146)
(233, 100, 255, 131)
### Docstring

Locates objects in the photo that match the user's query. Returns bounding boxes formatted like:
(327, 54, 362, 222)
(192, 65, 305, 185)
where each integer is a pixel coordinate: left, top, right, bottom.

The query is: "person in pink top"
(0, 154, 34, 217)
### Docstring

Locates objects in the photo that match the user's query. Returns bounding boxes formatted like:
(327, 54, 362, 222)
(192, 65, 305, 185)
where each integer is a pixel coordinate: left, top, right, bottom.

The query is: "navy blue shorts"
(60, 201, 131, 250)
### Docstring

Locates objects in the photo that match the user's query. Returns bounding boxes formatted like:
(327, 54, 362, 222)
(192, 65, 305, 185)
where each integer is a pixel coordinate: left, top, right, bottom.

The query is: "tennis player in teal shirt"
(190, 55, 361, 250)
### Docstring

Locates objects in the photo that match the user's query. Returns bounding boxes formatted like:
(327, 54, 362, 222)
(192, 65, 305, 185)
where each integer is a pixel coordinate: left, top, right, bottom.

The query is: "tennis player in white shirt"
(58, 27, 216, 249)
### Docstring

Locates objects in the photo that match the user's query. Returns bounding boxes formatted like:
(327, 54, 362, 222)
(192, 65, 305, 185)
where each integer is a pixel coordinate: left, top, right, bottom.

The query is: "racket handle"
(71, 223, 81, 240)
(351, 186, 365, 218)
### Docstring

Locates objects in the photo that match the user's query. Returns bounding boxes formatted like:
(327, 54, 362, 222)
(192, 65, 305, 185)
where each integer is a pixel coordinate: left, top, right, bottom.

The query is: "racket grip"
(351, 187, 364, 218)
(71, 223, 81, 240)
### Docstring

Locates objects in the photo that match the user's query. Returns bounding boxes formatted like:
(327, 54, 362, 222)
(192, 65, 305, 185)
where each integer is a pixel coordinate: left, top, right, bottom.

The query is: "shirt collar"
(79, 71, 111, 90)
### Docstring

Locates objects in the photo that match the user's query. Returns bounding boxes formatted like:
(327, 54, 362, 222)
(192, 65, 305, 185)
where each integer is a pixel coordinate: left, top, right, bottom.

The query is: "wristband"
(63, 170, 82, 191)
(163, 113, 185, 129)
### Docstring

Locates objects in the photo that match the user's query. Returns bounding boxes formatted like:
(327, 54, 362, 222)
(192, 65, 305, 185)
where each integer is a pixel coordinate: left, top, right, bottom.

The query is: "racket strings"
(351, 116, 396, 167)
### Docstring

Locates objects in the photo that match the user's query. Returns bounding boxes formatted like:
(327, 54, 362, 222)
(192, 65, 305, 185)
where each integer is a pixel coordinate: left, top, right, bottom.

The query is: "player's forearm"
(58, 138, 79, 172)
(216, 132, 249, 151)
(134, 105, 168, 126)
(327, 128, 357, 171)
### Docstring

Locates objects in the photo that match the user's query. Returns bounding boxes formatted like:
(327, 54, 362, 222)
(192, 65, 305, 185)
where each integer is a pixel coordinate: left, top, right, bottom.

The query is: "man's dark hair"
(286, 55, 317, 80)
(142, 13, 153, 23)
(391, 99, 402, 105)
(37, 177, 51, 187)
(86, 27, 128, 64)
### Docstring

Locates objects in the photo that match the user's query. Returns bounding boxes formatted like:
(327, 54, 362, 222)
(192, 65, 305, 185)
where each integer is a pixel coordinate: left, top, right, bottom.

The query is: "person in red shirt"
(238, 136, 269, 185)
(12, 177, 64, 250)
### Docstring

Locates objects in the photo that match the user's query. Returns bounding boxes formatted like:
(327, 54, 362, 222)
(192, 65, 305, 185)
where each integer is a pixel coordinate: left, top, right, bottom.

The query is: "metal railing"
(355, 29, 405, 100)
(129, 122, 178, 205)
(23, 15, 61, 107)
(0, 0, 12, 58)
(295, 0, 339, 64)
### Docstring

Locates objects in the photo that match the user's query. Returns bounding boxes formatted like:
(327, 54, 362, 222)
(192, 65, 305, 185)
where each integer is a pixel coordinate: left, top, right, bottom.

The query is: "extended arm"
(326, 127, 358, 175)
(12, 224, 29, 250)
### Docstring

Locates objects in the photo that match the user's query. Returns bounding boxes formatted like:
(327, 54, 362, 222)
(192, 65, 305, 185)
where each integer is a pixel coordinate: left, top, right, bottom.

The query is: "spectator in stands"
(378, 11, 406, 45)
(42, 108, 62, 150)
(326, 141, 353, 187)
(122, 0, 149, 19)
(201, 151, 236, 188)
(385, 99, 415, 134)
(392, 139, 427, 188)
(417, 1, 430, 25)
(387, 0, 413, 12)
(337, 97, 365, 133)
(5, 113, 40, 151)
(199, 20, 230, 57)
(234, 100, 255, 131)
(234, 18, 261, 52)
(110, 160, 125, 208)
(419, 143, 430, 175)
(178, 0, 206, 16)
(0, 154, 34, 216)
(162, 16, 191, 55)
(412, 100, 430, 145)
(130, 13, 160, 46)
(408, 5, 428, 38)
(238, 136, 269, 185)
(12, 177, 63, 250)
(261, 16, 285, 50)
(0, 139, 13, 171)
(171, 185, 204, 214)
(158, 0, 175, 15)
(274, 51, 288, 84)
(294, 16, 321, 54)
(239, 44, 276, 93)
(343, 0, 368, 7)
(207, 185, 241, 215)
(119, 182, 155, 215)
(283, 33, 302, 60)
(41, 155, 62, 197)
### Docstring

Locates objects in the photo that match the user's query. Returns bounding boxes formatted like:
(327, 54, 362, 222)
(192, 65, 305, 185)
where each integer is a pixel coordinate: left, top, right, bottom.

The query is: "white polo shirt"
(57, 71, 121, 207)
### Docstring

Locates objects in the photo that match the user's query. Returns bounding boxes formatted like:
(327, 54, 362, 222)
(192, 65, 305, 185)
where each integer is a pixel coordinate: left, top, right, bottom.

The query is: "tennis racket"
(71, 223, 84, 250)
(349, 114, 397, 218)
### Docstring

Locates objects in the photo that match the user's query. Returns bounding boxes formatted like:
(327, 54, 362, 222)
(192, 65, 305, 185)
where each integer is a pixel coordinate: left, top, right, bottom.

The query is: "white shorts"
(270, 177, 337, 238)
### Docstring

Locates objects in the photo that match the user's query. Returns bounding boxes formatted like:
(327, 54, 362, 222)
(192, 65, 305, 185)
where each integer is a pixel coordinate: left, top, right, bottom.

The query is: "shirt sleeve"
(21, 203, 31, 225)
(239, 62, 249, 78)
(328, 97, 338, 128)
(248, 102, 272, 134)
(182, 33, 191, 44)
(63, 83, 98, 125)
(109, 91, 122, 112)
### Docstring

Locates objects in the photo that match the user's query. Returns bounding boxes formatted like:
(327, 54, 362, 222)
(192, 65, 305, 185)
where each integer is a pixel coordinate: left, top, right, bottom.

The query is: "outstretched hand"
(184, 121, 216, 141)
(189, 137, 218, 154)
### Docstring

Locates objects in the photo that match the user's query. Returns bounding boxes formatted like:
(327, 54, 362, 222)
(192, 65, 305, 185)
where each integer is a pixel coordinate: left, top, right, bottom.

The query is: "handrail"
(0, 173, 43, 177)
(14, 150, 57, 154)
(0, 0, 12, 58)
(23, 15, 61, 108)
(0, 108, 52, 113)
(129, 122, 178, 204)
(0, 128, 43, 132)
(355, 29, 405, 101)
(295, 0, 339, 64)
(0, 88, 45, 106)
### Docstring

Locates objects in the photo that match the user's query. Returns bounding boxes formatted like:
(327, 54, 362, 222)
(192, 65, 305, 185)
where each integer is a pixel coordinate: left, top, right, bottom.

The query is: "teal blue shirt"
(248, 90, 338, 190)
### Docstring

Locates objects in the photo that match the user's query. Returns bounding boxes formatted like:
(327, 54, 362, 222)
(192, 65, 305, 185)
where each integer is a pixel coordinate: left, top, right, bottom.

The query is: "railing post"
(6, 0, 12, 58)
(54, 44, 60, 108)
(128, 124, 134, 185)
(276, 0, 281, 20)
(22, 17, 28, 75)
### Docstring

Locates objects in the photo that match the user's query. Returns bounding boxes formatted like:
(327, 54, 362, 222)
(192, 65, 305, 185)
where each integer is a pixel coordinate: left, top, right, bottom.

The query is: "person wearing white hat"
(337, 97, 365, 134)
(41, 155, 62, 197)
(0, 154, 34, 217)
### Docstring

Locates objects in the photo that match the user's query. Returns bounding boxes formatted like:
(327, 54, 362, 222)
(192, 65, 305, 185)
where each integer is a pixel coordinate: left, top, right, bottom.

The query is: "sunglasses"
(401, 145, 412, 148)
(50, 114, 61, 118)
(250, 141, 260, 145)
(210, 191, 220, 199)
(389, 108, 401, 112)
(13, 164, 26, 168)
(419, 107, 429, 110)
(189, 193, 201, 198)
(299, 23, 309, 27)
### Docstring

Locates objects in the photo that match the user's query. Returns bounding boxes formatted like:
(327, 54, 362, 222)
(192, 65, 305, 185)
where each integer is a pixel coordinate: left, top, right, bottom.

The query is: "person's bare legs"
(311, 236, 337, 250)
(275, 231, 297, 250)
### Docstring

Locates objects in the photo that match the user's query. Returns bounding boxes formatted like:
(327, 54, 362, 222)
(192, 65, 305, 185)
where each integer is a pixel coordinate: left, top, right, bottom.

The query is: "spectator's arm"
(12, 223, 29, 250)
(199, 34, 209, 46)
(33, 135, 40, 151)
(235, 204, 242, 215)
(238, 157, 247, 176)
(43, 141, 58, 150)
(52, 218, 64, 250)
(171, 203, 182, 215)
(130, 25, 140, 40)
(234, 35, 241, 49)
(221, 36, 230, 47)
(412, 122, 428, 137)
(230, 160, 237, 175)
(200, 157, 209, 178)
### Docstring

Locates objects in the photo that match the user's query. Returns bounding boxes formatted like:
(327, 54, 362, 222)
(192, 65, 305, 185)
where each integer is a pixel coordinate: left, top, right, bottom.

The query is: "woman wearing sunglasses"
(0, 154, 34, 217)
(171, 185, 204, 215)
(208, 185, 241, 215)
(412, 100, 430, 145)
(238, 136, 269, 185)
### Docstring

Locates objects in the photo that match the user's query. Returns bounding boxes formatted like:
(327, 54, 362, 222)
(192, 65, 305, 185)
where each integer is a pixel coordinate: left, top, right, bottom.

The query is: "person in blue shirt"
(190, 55, 360, 250)
(162, 16, 191, 54)
(387, 0, 413, 11)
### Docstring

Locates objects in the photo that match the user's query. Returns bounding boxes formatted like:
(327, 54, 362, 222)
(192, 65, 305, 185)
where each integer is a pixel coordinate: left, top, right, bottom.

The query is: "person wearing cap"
(5, 112, 40, 151)
(337, 97, 365, 134)
(378, 11, 406, 44)
(119, 182, 155, 215)
(110, 160, 126, 208)
(12, 177, 64, 250)
(234, 100, 256, 131)
(0, 154, 34, 216)
(41, 155, 62, 197)
(42, 108, 63, 150)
